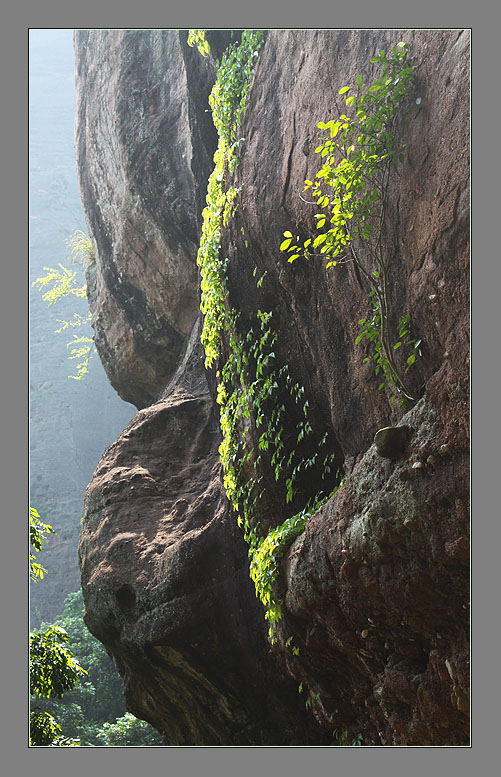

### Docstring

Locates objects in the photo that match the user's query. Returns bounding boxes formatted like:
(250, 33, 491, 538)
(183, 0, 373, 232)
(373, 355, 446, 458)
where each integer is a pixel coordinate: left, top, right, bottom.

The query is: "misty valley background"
(29, 29, 165, 746)
(29, 29, 135, 625)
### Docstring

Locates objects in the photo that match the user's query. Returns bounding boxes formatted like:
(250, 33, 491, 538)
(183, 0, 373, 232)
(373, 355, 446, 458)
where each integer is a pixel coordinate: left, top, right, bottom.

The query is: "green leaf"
(283, 230, 293, 238)
(280, 238, 292, 251)
(313, 233, 327, 248)
(339, 86, 350, 94)
(288, 254, 300, 263)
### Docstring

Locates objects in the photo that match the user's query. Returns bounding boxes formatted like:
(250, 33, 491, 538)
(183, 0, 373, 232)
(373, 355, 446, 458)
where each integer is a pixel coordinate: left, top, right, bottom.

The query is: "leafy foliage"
(32, 229, 95, 379)
(357, 303, 422, 402)
(30, 506, 56, 582)
(32, 263, 87, 306)
(29, 710, 80, 747)
(67, 229, 95, 268)
(30, 508, 160, 746)
(197, 30, 342, 644)
(198, 30, 264, 369)
(96, 713, 163, 747)
(31, 590, 163, 746)
(187, 29, 210, 57)
(30, 625, 88, 699)
(30, 509, 88, 746)
(281, 42, 421, 404)
(209, 30, 262, 148)
(249, 489, 342, 636)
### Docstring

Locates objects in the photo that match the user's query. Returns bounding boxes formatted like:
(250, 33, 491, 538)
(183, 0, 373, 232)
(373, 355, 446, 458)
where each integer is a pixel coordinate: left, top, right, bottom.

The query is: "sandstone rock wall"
(76, 30, 469, 745)
(217, 29, 469, 745)
(75, 30, 225, 408)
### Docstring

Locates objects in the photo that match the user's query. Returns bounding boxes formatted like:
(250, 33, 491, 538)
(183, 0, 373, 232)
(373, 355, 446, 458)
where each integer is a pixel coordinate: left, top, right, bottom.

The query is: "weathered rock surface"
(219, 28, 469, 745)
(275, 396, 469, 745)
(79, 322, 328, 744)
(77, 29, 469, 745)
(74, 30, 227, 409)
(225, 29, 469, 455)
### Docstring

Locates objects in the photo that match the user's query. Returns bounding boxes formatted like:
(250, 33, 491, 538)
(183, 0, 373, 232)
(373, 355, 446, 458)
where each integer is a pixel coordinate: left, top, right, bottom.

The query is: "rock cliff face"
(75, 30, 226, 408)
(76, 29, 469, 745)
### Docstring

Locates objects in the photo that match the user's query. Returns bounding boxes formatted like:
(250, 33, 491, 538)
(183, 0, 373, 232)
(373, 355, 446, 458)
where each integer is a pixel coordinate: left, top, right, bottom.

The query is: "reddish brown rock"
(79, 325, 328, 744)
(217, 29, 469, 745)
(272, 396, 469, 745)
(77, 29, 469, 746)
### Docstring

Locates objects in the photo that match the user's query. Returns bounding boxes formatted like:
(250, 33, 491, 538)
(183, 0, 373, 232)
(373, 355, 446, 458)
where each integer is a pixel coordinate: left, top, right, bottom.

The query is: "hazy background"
(29, 29, 135, 623)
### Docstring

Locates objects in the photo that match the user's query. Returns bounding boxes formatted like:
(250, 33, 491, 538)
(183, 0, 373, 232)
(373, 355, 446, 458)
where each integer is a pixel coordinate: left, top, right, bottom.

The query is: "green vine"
(195, 30, 341, 643)
(281, 42, 421, 405)
(187, 29, 210, 57)
(249, 488, 341, 639)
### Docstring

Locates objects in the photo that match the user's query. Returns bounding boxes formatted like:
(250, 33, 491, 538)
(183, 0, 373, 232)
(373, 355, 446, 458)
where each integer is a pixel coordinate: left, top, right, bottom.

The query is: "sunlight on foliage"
(29, 511, 88, 746)
(67, 229, 95, 268)
(196, 29, 342, 649)
(32, 230, 95, 379)
(32, 264, 87, 307)
(30, 625, 88, 699)
(187, 29, 210, 57)
(281, 42, 421, 404)
(30, 506, 56, 582)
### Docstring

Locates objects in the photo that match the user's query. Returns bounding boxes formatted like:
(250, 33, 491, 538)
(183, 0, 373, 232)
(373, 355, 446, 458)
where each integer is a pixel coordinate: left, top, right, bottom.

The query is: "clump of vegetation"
(281, 42, 421, 405)
(30, 506, 162, 746)
(249, 490, 341, 637)
(30, 507, 86, 746)
(32, 229, 95, 380)
(187, 29, 210, 57)
(32, 590, 163, 746)
(30, 506, 56, 582)
(193, 29, 341, 643)
(96, 713, 163, 747)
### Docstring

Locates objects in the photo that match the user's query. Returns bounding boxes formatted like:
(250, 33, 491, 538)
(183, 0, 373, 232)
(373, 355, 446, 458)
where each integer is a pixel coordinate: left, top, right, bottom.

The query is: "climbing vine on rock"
(281, 42, 422, 405)
(194, 29, 341, 642)
(187, 29, 210, 57)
